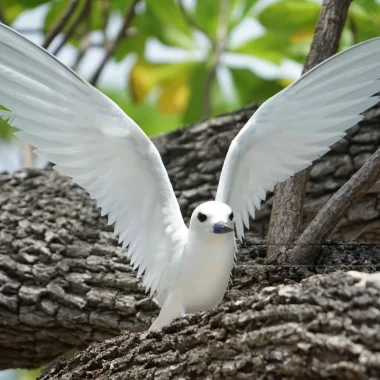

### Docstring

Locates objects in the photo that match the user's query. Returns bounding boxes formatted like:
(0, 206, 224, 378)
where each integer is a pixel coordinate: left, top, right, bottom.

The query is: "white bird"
(0, 23, 379, 330)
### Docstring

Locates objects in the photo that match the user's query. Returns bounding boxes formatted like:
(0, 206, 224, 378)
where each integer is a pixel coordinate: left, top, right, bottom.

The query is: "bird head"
(189, 201, 234, 236)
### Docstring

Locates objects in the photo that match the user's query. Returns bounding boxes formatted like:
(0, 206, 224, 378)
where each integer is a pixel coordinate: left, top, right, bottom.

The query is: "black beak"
(213, 221, 234, 234)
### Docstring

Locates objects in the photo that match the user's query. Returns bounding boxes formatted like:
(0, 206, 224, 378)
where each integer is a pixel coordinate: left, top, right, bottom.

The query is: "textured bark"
(39, 271, 380, 380)
(283, 149, 380, 265)
(267, 0, 352, 262)
(1, 104, 380, 369)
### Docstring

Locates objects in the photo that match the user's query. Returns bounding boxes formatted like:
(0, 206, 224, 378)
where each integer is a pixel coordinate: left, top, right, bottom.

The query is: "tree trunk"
(0, 103, 380, 371)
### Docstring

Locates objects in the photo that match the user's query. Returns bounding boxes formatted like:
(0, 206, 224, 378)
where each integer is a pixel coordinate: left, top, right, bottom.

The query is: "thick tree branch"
(1, 104, 380, 369)
(89, 0, 139, 86)
(40, 271, 380, 380)
(267, 0, 352, 262)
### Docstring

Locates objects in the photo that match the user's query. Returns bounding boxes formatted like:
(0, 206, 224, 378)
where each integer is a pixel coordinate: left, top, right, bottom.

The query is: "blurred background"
(0, 0, 379, 378)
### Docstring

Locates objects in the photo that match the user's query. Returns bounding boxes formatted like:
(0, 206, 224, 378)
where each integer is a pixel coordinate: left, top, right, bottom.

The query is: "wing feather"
(216, 37, 380, 241)
(0, 24, 187, 299)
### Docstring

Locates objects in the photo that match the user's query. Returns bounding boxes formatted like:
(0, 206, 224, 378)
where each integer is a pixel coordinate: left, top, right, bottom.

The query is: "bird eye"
(197, 212, 207, 222)
(229, 212, 234, 221)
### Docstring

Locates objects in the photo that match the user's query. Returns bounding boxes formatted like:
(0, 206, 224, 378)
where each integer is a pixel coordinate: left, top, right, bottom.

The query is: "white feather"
(216, 37, 380, 241)
(0, 24, 187, 298)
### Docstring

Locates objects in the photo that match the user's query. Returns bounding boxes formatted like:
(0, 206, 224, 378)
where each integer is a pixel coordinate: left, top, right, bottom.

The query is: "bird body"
(152, 201, 235, 330)
(1, 24, 380, 330)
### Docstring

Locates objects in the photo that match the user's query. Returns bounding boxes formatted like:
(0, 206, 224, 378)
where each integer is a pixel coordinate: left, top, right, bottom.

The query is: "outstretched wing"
(216, 37, 380, 241)
(0, 24, 187, 296)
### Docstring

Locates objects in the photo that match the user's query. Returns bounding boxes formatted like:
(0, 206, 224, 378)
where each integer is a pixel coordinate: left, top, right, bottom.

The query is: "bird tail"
(149, 294, 181, 331)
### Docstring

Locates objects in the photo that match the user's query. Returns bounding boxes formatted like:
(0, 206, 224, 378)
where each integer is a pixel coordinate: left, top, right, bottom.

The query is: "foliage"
(0, 0, 379, 141)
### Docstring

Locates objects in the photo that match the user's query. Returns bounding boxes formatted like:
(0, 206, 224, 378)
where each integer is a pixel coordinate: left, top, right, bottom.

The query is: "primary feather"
(0, 24, 187, 299)
(216, 37, 380, 241)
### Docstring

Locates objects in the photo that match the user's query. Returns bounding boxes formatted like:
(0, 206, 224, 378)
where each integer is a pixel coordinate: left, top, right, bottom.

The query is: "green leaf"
(10, 0, 51, 7)
(102, 88, 181, 136)
(1, 0, 30, 23)
(182, 62, 209, 124)
(230, 67, 286, 105)
(348, 3, 380, 43)
(146, 0, 191, 40)
(257, 0, 320, 34)
(353, 0, 380, 16)
(194, 1, 218, 39)
(228, 0, 258, 32)
(233, 32, 291, 64)
(43, 0, 70, 32)
(0, 118, 16, 141)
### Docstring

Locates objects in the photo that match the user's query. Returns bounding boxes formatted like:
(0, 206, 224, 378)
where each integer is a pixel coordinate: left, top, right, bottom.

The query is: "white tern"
(0, 24, 380, 330)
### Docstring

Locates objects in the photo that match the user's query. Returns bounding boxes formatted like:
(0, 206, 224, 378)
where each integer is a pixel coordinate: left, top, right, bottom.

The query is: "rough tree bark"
(38, 271, 380, 380)
(1, 104, 380, 372)
(282, 149, 380, 266)
(267, 0, 352, 262)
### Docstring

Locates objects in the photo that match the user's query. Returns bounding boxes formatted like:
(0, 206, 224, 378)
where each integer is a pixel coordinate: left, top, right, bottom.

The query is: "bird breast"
(178, 232, 235, 313)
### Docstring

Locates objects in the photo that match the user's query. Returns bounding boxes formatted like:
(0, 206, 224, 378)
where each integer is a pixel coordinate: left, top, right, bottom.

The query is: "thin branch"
(52, 0, 91, 56)
(89, 0, 139, 87)
(283, 150, 380, 265)
(71, 33, 89, 71)
(178, 0, 215, 46)
(18, 0, 79, 169)
(267, 0, 352, 264)
(42, 0, 80, 49)
(201, 0, 230, 119)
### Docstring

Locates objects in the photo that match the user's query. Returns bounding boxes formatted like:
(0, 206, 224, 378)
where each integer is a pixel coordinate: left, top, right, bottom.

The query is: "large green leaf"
(10, 0, 50, 7)
(43, 0, 70, 32)
(228, 0, 258, 32)
(146, 0, 192, 44)
(233, 32, 291, 64)
(230, 67, 287, 106)
(194, 1, 218, 39)
(348, 3, 380, 43)
(102, 88, 181, 136)
(183, 62, 209, 124)
(353, 0, 380, 16)
(257, 0, 320, 34)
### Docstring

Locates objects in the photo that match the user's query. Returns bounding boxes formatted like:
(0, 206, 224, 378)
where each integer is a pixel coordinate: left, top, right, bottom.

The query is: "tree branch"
(1, 104, 380, 369)
(42, 0, 80, 49)
(40, 271, 380, 379)
(281, 150, 380, 265)
(52, 0, 91, 56)
(71, 33, 90, 72)
(89, 0, 139, 87)
(16, 0, 79, 169)
(267, 0, 353, 263)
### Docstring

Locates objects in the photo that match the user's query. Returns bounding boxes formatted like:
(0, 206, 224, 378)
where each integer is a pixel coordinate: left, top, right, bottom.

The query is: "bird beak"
(213, 221, 234, 234)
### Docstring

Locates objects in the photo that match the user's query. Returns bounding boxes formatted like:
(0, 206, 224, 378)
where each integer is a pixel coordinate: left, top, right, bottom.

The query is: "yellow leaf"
(130, 62, 156, 103)
(158, 76, 190, 114)
(290, 27, 314, 44)
(130, 60, 195, 103)
(277, 78, 295, 87)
